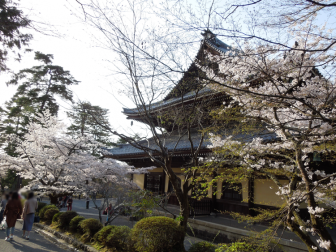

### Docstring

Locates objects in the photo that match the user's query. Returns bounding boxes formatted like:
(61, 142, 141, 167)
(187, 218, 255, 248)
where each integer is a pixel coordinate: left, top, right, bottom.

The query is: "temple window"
(221, 183, 242, 201)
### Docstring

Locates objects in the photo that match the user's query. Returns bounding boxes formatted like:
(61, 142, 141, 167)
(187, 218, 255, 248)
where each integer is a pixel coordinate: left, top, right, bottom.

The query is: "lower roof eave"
(104, 149, 213, 161)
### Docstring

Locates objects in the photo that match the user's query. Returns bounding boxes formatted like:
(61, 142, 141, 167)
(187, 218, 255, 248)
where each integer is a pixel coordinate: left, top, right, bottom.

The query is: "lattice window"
(221, 183, 242, 201)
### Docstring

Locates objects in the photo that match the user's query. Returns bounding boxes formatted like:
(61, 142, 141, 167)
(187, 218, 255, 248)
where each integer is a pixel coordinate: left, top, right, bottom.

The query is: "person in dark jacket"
(4, 192, 23, 241)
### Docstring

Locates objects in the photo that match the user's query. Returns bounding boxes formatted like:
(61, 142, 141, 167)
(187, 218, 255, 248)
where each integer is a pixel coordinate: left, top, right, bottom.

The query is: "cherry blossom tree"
(197, 25, 336, 252)
(0, 110, 152, 204)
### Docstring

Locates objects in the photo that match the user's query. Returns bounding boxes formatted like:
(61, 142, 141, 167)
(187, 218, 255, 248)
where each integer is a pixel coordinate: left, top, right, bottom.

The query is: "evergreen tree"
(66, 101, 114, 147)
(0, 0, 32, 71)
(0, 52, 79, 155)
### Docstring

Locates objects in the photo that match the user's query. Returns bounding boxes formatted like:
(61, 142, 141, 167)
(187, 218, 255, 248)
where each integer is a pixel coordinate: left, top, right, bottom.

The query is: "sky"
(0, 0, 146, 139)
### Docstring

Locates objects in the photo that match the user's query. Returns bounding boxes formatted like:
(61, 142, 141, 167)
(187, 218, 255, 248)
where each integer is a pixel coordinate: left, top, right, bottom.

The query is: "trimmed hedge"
(79, 218, 103, 242)
(189, 241, 217, 252)
(58, 211, 78, 230)
(94, 226, 115, 246)
(37, 202, 47, 213)
(215, 242, 261, 252)
(40, 205, 58, 220)
(52, 212, 62, 223)
(69, 216, 85, 233)
(106, 226, 132, 251)
(44, 208, 60, 223)
(131, 216, 184, 252)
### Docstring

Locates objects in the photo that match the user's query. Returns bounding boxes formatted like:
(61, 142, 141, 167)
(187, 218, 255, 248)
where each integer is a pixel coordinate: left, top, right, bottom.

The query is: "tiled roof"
(105, 130, 210, 157)
(204, 37, 232, 54)
(104, 130, 276, 158)
(122, 87, 215, 115)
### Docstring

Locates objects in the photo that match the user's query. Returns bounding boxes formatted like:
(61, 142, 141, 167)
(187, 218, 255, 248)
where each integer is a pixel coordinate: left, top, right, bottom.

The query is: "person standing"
(62, 196, 67, 208)
(22, 192, 38, 240)
(4, 192, 23, 241)
(86, 195, 90, 209)
(105, 203, 114, 225)
(0, 194, 9, 230)
(67, 196, 73, 211)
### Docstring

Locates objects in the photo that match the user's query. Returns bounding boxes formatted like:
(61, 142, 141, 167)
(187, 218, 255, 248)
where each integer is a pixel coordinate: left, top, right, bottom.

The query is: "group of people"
(57, 195, 73, 211)
(0, 191, 38, 241)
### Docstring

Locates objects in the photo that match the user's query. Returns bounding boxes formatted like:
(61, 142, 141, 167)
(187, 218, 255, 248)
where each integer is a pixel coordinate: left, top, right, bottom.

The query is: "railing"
(167, 194, 213, 216)
(189, 197, 212, 216)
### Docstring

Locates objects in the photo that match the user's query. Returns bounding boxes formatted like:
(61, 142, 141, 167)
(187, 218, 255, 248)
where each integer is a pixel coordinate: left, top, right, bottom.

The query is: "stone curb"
(33, 222, 99, 252)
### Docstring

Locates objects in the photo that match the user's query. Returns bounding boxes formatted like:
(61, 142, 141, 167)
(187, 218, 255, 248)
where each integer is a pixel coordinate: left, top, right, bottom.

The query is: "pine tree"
(0, 51, 79, 155)
(0, 0, 32, 71)
(66, 102, 115, 147)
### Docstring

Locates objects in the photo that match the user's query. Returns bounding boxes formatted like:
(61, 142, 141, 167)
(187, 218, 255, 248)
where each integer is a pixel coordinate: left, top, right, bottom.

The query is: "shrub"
(131, 216, 184, 252)
(44, 208, 60, 223)
(40, 205, 58, 220)
(69, 216, 85, 233)
(94, 226, 115, 246)
(215, 242, 260, 252)
(79, 218, 103, 242)
(58, 211, 78, 230)
(106, 226, 132, 251)
(52, 212, 62, 223)
(37, 202, 47, 213)
(189, 241, 217, 252)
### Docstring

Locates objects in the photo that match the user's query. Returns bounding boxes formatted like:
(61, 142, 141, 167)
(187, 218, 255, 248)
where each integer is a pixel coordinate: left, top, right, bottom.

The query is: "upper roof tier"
(122, 30, 233, 118)
(123, 87, 215, 116)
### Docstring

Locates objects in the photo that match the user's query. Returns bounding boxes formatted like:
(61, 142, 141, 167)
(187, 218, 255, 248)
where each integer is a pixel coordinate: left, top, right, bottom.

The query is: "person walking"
(86, 195, 90, 209)
(22, 192, 38, 240)
(67, 196, 73, 211)
(0, 194, 9, 230)
(3, 192, 23, 241)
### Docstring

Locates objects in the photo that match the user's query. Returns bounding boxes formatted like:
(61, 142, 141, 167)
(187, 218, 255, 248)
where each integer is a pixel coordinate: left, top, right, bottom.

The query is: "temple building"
(104, 31, 289, 216)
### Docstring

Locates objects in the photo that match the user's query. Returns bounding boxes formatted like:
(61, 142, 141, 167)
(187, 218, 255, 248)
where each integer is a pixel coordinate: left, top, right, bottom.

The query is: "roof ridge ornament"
(201, 29, 216, 40)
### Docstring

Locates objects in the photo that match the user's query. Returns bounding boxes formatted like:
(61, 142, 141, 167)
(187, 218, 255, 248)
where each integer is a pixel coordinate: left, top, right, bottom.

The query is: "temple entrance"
(144, 173, 165, 194)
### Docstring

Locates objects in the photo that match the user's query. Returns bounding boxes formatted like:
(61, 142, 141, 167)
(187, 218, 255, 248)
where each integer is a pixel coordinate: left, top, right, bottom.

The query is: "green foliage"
(39, 205, 58, 220)
(37, 202, 47, 213)
(79, 218, 103, 242)
(44, 208, 59, 222)
(189, 241, 217, 252)
(0, 0, 32, 71)
(131, 216, 184, 252)
(94, 226, 115, 246)
(127, 190, 161, 220)
(0, 51, 79, 155)
(106, 226, 132, 251)
(52, 212, 62, 223)
(215, 242, 259, 252)
(66, 102, 115, 149)
(58, 211, 78, 230)
(69, 216, 85, 233)
(0, 169, 18, 189)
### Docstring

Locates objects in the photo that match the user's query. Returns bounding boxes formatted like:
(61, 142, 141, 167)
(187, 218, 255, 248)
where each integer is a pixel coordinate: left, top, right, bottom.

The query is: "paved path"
(0, 221, 68, 252)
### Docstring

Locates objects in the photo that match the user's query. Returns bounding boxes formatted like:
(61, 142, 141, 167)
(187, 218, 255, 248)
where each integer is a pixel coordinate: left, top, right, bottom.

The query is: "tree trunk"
(49, 195, 58, 205)
(296, 148, 336, 252)
(98, 209, 102, 224)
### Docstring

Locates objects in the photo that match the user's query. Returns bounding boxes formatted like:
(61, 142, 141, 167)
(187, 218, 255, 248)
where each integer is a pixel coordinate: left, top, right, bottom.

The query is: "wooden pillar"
(160, 172, 166, 194)
(144, 173, 148, 190)
(211, 172, 217, 213)
(248, 175, 255, 216)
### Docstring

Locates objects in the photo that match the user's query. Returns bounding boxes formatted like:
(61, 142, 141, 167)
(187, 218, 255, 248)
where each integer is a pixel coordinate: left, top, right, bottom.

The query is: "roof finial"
(201, 29, 215, 39)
